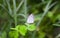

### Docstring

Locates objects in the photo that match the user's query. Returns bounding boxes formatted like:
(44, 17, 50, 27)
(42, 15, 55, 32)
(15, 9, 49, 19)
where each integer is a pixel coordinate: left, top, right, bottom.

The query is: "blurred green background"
(0, 0, 60, 38)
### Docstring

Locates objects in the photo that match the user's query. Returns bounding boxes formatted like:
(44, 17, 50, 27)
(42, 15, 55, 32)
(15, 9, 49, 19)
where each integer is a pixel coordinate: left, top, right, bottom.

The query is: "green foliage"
(10, 24, 36, 36)
(25, 23, 36, 31)
(0, 0, 60, 38)
(47, 11, 54, 18)
(17, 25, 27, 36)
(9, 31, 18, 38)
(56, 14, 60, 20)
(39, 31, 46, 38)
(10, 25, 27, 36)
(1, 31, 7, 38)
(27, 24, 36, 31)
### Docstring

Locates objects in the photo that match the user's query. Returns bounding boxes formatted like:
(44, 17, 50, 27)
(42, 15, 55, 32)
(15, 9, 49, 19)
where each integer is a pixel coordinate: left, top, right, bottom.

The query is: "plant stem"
(6, 0, 12, 17)
(13, 0, 17, 27)
(16, 0, 24, 12)
(32, 0, 52, 38)
(24, 0, 27, 20)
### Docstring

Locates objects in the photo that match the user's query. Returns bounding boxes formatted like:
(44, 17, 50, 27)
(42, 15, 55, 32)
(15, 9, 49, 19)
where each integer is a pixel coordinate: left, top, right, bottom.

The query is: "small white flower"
(26, 14, 34, 23)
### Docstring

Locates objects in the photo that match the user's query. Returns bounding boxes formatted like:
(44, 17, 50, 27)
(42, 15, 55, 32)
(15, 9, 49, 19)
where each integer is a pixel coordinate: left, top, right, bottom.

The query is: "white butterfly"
(27, 14, 34, 23)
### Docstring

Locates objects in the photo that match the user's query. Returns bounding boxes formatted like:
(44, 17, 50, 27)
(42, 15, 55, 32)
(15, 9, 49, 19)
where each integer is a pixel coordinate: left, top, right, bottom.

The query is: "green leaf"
(10, 25, 27, 36)
(10, 28, 16, 30)
(56, 14, 60, 20)
(9, 31, 18, 38)
(27, 24, 36, 31)
(18, 25, 27, 36)
(47, 11, 53, 18)
(15, 25, 20, 31)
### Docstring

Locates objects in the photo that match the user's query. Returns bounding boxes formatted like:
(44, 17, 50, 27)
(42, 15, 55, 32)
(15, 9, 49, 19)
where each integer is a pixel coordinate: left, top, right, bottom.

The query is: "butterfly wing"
(27, 14, 34, 23)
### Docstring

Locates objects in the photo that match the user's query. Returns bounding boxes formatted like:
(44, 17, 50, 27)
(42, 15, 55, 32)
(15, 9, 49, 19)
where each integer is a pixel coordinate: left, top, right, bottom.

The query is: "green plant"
(0, 0, 60, 38)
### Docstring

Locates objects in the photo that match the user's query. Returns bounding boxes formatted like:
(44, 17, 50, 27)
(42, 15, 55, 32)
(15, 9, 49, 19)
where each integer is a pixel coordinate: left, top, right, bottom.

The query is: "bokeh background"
(0, 0, 60, 38)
